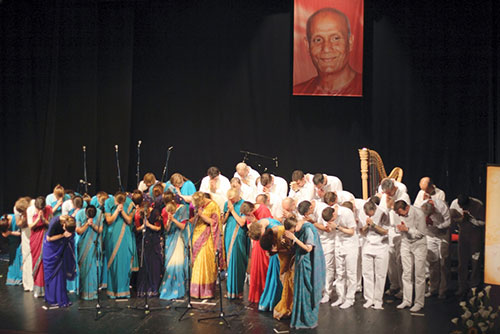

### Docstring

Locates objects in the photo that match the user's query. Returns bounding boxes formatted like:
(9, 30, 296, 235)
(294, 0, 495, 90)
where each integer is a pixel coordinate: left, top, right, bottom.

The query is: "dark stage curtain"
(1, 0, 499, 213)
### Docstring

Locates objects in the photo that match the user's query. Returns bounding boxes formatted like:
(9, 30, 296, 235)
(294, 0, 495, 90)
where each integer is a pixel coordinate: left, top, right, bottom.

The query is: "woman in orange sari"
(258, 217, 295, 319)
(190, 192, 224, 299)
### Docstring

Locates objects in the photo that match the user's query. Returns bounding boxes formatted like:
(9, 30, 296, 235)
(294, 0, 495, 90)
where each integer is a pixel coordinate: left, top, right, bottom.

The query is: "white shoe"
(340, 301, 354, 309)
(410, 304, 423, 312)
(331, 298, 344, 307)
(394, 291, 403, 299)
(320, 295, 330, 304)
(363, 301, 374, 309)
(372, 303, 384, 310)
(397, 301, 411, 309)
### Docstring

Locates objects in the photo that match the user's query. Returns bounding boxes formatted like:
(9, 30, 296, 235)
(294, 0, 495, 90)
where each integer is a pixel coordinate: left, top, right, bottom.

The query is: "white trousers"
(401, 238, 427, 307)
(387, 235, 402, 291)
(357, 246, 363, 290)
(21, 229, 33, 291)
(322, 243, 336, 297)
(362, 246, 389, 304)
(335, 247, 358, 303)
(427, 235, 449, 295)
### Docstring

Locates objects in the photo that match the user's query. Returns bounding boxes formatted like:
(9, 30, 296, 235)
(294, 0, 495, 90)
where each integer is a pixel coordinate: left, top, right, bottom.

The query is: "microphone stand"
(197, 231, 239, 328)
(176, 217, 206, 321)
(83, 146, 89, 194)
(128, 217, 168, 317)
(114, 145, 124, 192)
(136, 141, 142, 188)
(79, 211, 121, 320)
(160, 146, 174, 184)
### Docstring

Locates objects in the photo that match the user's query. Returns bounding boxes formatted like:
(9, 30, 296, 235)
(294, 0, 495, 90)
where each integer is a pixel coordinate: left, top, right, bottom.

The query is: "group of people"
(1, 162, 485, 329)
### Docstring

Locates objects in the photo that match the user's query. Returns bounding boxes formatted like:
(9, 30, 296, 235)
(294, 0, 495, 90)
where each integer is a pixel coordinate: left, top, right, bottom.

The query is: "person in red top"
(30, 196, 53, 298)
(240, 196, 274, 304)
(294, 7, 362, 97)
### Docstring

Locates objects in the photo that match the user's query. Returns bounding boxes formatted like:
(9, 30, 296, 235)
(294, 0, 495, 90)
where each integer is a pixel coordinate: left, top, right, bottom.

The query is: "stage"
(0, 262, 461, 334)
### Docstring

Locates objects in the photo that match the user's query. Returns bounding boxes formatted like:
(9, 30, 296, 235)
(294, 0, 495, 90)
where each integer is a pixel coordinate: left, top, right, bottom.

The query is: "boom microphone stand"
(160, 146, 174, 183)
(239, 150, 279, 172)
(197, 232, 239, 328)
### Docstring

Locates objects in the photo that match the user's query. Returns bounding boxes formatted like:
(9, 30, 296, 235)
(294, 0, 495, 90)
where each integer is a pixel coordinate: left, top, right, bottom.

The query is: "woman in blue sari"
(76, 205, 103, 300)
(284, 219, 325, 329)
(104, 192, 139, 299)
(159, 200, 191, 300)
(165, 173, 196, 204)
(222, 189, 249, 299)
(248, 218, 283, 311)
(1, 214, 23, 286)
(43, 215, 77, 307)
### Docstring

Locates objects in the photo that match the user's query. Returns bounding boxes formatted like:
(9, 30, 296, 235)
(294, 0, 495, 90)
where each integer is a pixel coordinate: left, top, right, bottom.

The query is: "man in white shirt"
(379, 178, 410, 298)
(419, 198, 450, 299)
(325, 204, 358, 309)
(312, 173, 343, 200)
(359, 200, 390, 310)
(289, 170, 314, 203)
(394, 199, 428, 313)
(413, 177, 446, 208)
(273, 197, 296, 222)
(199, 166, 231, 210)
(257, 173, 288, 199)
(233, 162, 260, 188)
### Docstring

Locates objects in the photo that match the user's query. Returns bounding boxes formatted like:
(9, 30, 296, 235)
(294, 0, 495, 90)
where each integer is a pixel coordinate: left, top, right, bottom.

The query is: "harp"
(358, 148, 403, 199)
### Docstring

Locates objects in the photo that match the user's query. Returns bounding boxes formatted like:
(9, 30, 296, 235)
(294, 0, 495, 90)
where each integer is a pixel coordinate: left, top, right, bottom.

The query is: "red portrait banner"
(293, 0, 364, 97)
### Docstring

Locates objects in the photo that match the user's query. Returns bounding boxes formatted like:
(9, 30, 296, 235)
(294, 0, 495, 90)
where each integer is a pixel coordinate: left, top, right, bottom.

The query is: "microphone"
(138, 140, 142, 148)
(114, 145, 118, 152)
(79, 180, 91, 186)
(168, 146, 174, 151)
(274, 157, 278, 168)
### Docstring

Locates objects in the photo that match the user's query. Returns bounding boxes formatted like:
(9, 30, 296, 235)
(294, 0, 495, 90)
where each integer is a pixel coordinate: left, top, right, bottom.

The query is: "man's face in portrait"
(307, 11, 353, 75)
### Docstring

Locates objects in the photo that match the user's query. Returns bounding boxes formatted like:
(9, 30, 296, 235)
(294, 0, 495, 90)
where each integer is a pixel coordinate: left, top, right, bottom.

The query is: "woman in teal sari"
(1, 214, 23, 286)
(284, 219, 325, 329)
(222, 189, 249, 299)
(66, 196, 84, 294)
(76, 205, 103, 300)
(248, 217, 283, 311)
(91, 192, 111, 288)
(159, 199, 191, 300)
(104, 192, 139, 299)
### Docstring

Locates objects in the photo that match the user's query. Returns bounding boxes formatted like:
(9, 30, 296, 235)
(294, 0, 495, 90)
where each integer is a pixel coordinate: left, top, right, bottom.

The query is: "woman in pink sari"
(30, 196, 53, 297)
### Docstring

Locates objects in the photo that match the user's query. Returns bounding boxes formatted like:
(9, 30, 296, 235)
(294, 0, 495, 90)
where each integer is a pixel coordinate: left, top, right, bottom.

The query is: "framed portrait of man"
(293, 0, 364, 97)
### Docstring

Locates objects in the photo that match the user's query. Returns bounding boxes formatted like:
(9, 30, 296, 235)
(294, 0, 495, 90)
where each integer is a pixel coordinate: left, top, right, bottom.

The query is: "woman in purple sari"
(43, 215, 77, 307)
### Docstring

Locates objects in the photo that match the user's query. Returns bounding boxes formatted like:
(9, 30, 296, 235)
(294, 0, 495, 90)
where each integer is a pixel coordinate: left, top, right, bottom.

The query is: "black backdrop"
(1, 0, 499, 212)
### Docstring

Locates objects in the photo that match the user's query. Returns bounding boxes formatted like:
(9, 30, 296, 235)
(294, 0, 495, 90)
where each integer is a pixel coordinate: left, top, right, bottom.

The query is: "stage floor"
(0, 262, 460, 334)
